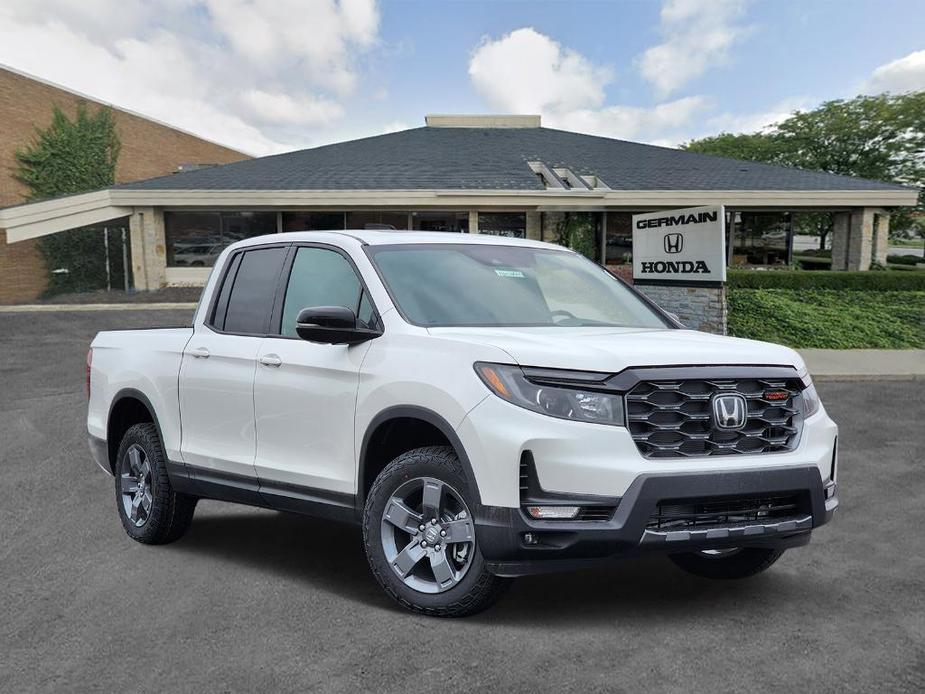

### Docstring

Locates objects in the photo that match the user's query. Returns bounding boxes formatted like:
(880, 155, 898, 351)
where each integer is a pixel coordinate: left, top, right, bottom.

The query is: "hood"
(426, 326, 804, 374)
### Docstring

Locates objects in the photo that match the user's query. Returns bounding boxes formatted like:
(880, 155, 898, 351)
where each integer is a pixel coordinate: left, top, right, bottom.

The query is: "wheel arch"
(106, 388, 165, 475)
(358, 406, 481, 512)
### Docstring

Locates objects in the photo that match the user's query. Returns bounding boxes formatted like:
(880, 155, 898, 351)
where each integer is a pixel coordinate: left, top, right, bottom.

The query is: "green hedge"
(728, 289, 925, 349)
(728, 269, 925, 290)
(888, 254, 925, 266)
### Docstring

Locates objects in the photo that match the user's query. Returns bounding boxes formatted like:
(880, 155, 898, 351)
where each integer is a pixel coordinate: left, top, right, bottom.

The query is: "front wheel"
(669, 547, 785, 579)
(363, 446, 509, 617)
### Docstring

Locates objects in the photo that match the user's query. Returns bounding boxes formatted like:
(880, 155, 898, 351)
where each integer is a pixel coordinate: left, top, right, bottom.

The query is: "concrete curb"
(812, 373, 924, 382)
(798, 348, 925, 382)
(0, 303, 198, 312)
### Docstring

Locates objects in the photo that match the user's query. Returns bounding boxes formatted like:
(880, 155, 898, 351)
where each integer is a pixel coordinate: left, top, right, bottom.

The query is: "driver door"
(253, 245, 377, 497)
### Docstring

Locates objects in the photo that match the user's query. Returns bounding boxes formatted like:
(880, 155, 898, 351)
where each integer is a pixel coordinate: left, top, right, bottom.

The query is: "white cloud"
(469, 27, 613, 113)
(204, 0, 379, 95)
(0, 0, 381, 155)
(863, 49, 925, 94)
(546, 96, 711, 143)
(638, 0, 750, 97)
(239, 90, 344, 126)
(467, 27, 708, 147)
(705, 97, 809, 134)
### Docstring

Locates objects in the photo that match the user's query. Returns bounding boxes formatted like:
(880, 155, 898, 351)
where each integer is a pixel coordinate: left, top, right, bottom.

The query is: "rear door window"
(215, 246, 286, 334)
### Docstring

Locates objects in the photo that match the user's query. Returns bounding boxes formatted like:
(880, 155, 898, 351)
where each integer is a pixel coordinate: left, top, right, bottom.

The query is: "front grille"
(647, 493, 806, 531)
(626, 377, 802, 458)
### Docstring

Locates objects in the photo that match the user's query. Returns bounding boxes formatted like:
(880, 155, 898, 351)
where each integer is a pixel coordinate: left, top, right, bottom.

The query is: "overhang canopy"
(0, 190, 131, 242)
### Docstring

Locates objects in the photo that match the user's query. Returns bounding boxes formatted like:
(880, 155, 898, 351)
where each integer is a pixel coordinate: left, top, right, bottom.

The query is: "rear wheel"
(114, 423, 197, 544)
(669, 547, 785, 579)
(363, 446, 509, 617)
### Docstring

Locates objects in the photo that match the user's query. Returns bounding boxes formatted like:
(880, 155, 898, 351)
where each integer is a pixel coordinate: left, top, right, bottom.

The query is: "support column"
(525, 211, 542, 240)
(872, 212, 890, 267)
(129, 207, 167, 291)
(830, 211, 850, 270)
(468, 210, 478, 234)
(847, 208, 875, 271)
(542, 212, 565, 244)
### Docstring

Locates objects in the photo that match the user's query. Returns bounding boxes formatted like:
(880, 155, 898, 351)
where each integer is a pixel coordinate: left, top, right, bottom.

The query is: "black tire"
(363, 445, 510, 617)
(669, 547, 785, 580)
(114, 423, 197, 545)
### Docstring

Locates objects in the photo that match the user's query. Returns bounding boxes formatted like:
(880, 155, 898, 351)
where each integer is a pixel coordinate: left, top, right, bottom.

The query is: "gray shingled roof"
(117, 126, 909, 192)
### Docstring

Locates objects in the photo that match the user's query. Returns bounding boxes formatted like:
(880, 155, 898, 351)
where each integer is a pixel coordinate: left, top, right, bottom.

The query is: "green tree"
(556, 212, 598, 260)
(683, 92, 925, 248)
(15, 103, 122, 294)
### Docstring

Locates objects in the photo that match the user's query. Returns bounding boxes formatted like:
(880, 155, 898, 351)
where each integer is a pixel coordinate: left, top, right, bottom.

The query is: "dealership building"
(0, 114, 917, 327)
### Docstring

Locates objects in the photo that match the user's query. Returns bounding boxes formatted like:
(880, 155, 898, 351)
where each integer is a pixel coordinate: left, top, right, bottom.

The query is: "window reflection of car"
(760, 229, 788, 245)
(173, 244, 223, 266)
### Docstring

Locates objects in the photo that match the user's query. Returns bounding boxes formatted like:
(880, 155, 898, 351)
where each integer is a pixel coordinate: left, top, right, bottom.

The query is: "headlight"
(801, 381, 821, 418)
(474, 362, 625, 426)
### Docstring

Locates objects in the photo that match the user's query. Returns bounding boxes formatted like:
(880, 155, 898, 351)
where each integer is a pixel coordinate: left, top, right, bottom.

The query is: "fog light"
(824, 483, 837, 500)
(526, 505, 581, 520)
(522, 533, 539, 545)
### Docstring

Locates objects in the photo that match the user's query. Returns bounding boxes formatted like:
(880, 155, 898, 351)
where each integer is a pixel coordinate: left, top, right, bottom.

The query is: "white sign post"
(632, 205, 726, 283)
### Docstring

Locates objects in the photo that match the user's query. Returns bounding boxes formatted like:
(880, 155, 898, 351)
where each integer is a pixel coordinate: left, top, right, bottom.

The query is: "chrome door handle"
(259, 354, 282, 368)
(190, 347, 210, 359)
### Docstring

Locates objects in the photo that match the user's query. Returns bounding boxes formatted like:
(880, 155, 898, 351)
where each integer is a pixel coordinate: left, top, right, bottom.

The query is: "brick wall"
(0, 66, 249, 303)
(635, 284, 727, 335)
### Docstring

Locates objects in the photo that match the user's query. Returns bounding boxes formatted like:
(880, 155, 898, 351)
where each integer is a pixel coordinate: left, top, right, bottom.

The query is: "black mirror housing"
(295, 306, 381, 345)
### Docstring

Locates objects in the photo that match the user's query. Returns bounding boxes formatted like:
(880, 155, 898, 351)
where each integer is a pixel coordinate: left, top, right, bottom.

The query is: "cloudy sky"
(1, 0, 923, 156)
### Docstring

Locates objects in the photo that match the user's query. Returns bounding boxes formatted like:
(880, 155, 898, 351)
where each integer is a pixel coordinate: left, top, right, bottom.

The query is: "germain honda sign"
(632, 205, 726, 283)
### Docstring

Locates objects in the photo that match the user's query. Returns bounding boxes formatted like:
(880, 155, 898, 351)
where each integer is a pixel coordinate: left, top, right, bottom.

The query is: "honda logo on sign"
(712, 393, 747, 430)
(663, 233, 683, 254)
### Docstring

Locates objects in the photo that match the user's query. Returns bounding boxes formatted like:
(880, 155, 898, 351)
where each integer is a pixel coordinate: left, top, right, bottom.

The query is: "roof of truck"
(235, 229, 561, 249)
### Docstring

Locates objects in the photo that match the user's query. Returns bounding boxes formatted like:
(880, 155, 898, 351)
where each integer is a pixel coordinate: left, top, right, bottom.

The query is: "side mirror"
(295, 306, 382, 345)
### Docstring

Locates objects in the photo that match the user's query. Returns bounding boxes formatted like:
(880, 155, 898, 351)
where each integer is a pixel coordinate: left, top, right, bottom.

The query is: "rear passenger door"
(179, 244, 288, 491)
(253, 244, 378, 499)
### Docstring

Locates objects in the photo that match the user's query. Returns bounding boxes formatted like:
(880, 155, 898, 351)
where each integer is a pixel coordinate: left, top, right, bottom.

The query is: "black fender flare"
(357, 405, 481, 510)
(106, 388, 172, 475)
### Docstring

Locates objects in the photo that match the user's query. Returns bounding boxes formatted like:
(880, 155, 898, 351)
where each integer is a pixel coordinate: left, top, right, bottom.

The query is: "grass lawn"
(891, 237, 925, 247)
(727, 289, 925, 349)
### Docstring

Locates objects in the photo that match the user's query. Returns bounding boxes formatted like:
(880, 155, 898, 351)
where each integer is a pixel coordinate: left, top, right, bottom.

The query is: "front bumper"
(476, 464, 838, 577)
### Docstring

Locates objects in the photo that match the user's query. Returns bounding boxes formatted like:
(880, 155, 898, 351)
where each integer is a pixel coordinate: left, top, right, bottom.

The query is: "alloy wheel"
(120, 444, 154, 527)
(379, 477, 475, 594)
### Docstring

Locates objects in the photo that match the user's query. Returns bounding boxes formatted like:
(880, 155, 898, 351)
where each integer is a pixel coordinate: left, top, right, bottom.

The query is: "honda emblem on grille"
(663, 233, 683, 254)
(712, 393, 748, 430)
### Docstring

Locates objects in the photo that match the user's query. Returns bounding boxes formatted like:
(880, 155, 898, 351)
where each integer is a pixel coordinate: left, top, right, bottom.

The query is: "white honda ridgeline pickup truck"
(87, 230, 838, 616)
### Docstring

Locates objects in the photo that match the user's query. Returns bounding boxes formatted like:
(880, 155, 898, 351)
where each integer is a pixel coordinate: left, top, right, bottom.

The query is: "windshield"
(366, 243, 671, 329)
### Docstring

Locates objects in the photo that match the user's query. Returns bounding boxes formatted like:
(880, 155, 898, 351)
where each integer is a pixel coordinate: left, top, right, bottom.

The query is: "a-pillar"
(129, 207, 167, 291)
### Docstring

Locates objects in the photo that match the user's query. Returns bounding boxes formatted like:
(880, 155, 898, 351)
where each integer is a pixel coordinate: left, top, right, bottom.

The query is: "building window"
(282, 212, 345, 232)
(411, 211, 469, 232)
(165, 211, 276, 267)
(346, 211, 409, 230)
(730, 212, 792, 266)
(478, 212, 526, 238)
(604, 212, 636, 266)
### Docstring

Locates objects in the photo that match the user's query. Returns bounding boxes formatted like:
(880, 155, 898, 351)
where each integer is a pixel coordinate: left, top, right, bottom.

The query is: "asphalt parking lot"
(1, 308, 923, 693)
